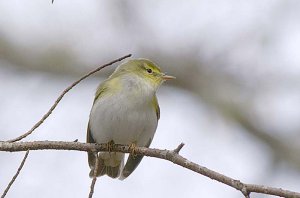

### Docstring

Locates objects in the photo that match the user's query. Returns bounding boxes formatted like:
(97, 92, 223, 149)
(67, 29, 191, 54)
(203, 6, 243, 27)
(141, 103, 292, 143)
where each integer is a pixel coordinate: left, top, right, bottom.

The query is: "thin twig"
(88, 153, 99, 198)
(0, 141, 299, 198)
(1, 150, 30, 198)
(173, 142, 185, 154)
(7, 54, 131, 143)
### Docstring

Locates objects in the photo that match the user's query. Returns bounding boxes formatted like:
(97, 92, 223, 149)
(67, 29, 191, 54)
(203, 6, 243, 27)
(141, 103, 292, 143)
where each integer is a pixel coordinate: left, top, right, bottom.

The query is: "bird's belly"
(89, 97, 158, 146)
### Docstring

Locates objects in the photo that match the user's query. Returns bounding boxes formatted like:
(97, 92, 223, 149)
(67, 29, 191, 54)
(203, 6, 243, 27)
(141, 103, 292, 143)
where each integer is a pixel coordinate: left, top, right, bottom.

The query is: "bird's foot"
(106, 140, 115, 153)
(129, 142, 138, 159)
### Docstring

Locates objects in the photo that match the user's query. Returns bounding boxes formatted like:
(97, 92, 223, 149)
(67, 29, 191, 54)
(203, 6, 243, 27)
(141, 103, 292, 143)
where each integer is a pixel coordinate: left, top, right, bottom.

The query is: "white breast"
(89, 75, 158, 147)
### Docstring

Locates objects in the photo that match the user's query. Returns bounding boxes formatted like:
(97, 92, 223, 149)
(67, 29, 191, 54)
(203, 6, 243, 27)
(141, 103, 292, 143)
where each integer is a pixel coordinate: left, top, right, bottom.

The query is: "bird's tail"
(88, 152, 124, 178)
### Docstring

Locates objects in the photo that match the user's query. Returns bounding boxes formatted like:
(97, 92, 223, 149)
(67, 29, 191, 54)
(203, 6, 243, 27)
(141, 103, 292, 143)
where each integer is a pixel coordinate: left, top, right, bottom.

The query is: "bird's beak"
(162, 73, 176, 80)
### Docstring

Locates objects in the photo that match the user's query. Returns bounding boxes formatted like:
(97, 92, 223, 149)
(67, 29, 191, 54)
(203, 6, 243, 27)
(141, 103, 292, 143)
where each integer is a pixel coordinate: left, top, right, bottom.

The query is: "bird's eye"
(146, 68, 153, 74)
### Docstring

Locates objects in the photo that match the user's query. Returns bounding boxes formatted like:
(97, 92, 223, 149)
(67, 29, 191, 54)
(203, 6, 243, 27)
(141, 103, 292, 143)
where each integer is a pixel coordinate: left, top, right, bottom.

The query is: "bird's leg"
(106, 140, 115, 153)
(129, 142, 138, 159)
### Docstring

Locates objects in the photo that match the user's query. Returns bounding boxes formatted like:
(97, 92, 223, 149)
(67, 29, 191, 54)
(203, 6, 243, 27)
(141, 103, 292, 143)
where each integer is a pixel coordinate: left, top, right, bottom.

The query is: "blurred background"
(1, 1, 300, 197)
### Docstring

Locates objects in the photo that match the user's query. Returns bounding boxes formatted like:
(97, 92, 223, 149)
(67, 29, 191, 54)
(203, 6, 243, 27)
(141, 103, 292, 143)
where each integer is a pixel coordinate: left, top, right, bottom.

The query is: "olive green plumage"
(87, 58, 175, 179)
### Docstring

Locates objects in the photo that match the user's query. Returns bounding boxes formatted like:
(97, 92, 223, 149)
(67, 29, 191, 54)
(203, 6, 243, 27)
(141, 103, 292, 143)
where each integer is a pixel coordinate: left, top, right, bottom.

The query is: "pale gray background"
(1, 1, 300, 198)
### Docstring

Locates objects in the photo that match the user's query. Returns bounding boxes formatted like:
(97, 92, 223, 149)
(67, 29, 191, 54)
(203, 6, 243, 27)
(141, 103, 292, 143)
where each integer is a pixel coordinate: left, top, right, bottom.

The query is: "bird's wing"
(119, 95, 160, 180)
(87, 82, 108, 173)
(93, 81, 108, 104)
(119, 138, 152, 180)
(87, 122, 97, 169)
(153, 95, 160, 120)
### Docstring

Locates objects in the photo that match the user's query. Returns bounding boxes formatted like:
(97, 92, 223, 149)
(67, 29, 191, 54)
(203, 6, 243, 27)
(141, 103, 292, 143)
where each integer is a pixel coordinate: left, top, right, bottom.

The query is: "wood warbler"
(87, 58, 175, 179)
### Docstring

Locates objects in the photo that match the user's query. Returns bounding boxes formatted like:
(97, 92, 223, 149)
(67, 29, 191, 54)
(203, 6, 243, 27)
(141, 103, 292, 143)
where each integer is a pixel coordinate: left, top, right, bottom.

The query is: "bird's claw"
(129, 142, 138, 159)
(106, 140, 115, 153)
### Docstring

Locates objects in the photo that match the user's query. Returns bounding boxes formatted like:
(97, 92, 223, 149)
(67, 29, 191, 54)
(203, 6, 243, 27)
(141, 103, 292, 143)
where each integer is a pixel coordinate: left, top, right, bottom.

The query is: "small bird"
(87, 58, 175, 180)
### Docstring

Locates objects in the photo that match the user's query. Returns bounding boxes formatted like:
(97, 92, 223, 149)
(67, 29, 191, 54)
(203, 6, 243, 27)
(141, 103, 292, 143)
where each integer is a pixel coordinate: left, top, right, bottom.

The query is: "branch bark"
(88, 153, 99, 198)
(1, 150, 30, 198)
(1, 141, 299, 198)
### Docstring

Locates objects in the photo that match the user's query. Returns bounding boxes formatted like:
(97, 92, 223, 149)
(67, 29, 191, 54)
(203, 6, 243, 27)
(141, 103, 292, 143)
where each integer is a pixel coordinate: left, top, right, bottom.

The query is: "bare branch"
(1, 150, 30, 198)
(173, 142, 185, 154)
(6, 54, 131, 143)
(0, 141, 299, 198)
(88, 153, 99, 198)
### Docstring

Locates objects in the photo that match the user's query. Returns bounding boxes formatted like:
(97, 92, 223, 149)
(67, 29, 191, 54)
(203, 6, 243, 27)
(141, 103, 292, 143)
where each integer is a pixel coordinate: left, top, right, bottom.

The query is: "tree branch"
(6, 54, 131, 143)
(0, 141, 299, 198)
(1, 150, 30, 198)
(88, 153, 99, 198)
